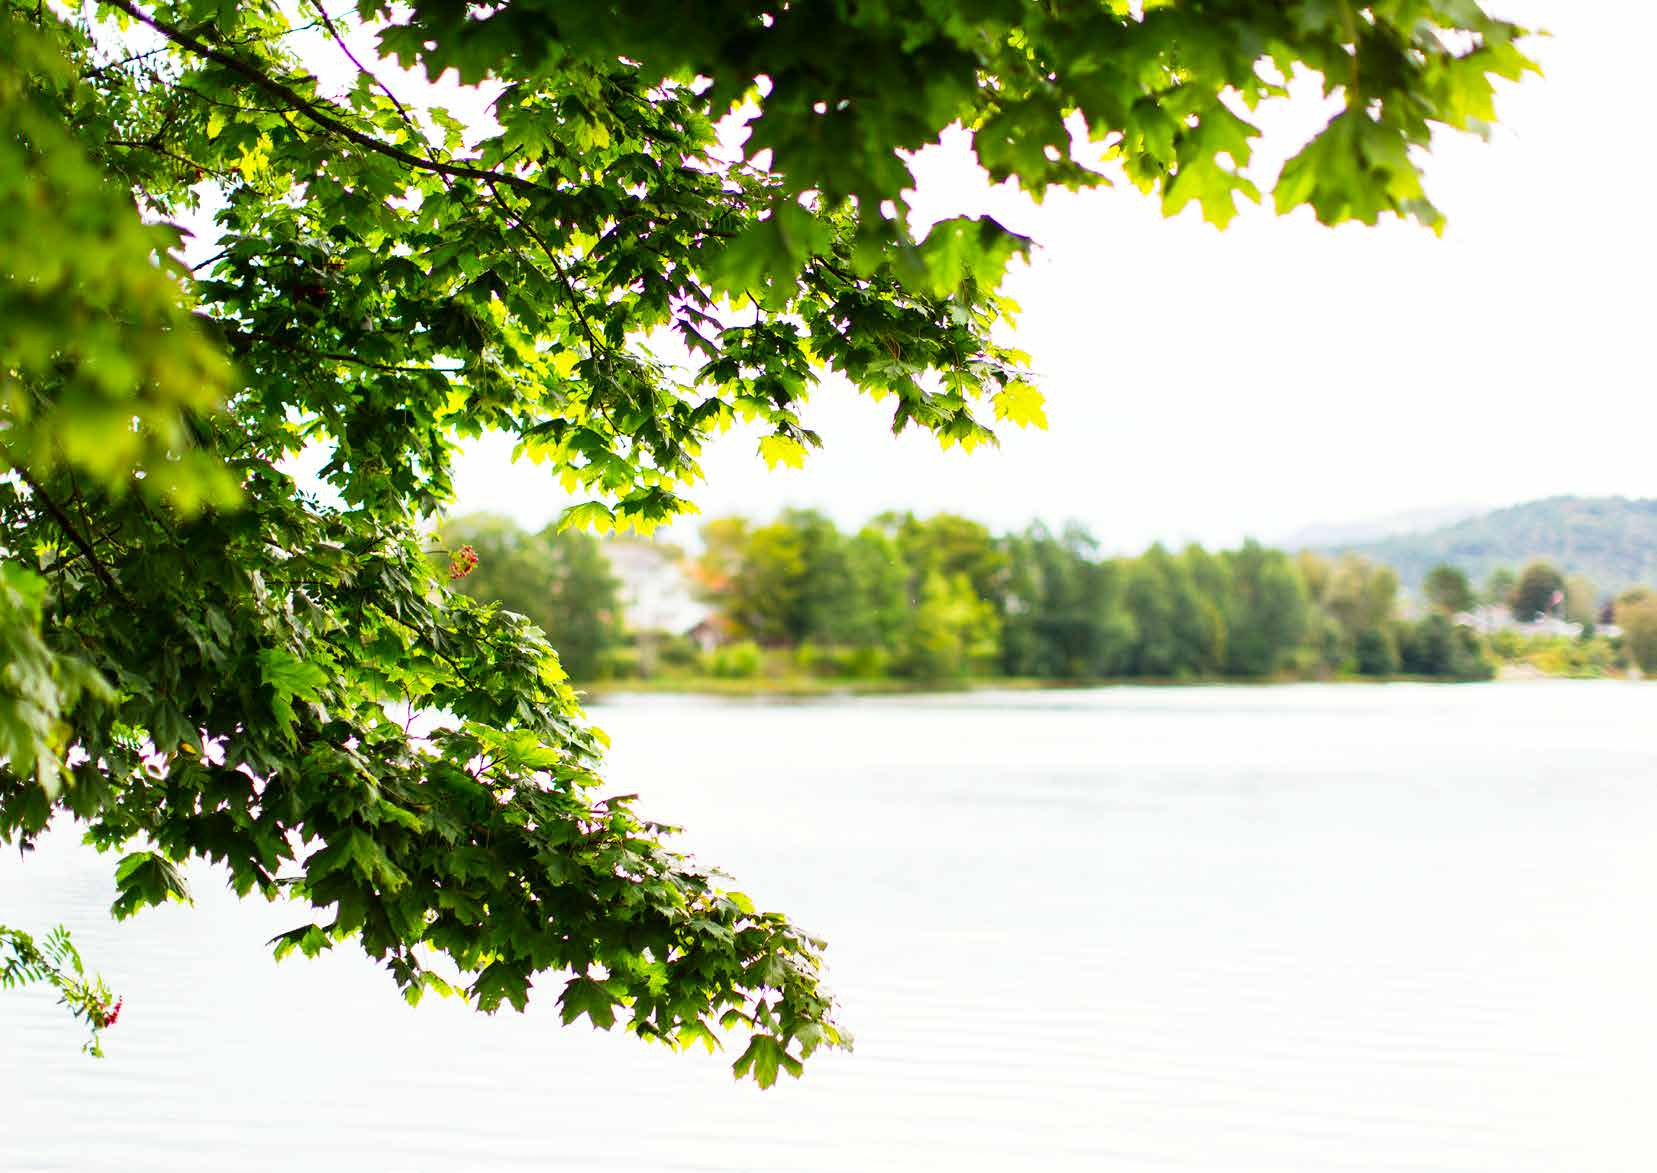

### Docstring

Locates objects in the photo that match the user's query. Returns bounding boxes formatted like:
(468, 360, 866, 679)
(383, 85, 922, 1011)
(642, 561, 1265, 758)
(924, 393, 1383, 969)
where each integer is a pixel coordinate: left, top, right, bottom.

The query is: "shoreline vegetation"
(442, 510, 1656, 695)
(582, 662, 1641, 701)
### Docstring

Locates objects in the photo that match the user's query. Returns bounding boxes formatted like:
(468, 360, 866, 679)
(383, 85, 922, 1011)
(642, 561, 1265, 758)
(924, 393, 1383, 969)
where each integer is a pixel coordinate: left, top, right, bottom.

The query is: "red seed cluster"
(448, 544, 479, 580)
(100, 996, 124, 1028)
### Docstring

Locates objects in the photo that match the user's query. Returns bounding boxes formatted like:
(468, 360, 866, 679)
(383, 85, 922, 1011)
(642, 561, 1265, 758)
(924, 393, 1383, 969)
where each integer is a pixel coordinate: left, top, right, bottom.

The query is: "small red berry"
(448, 545, 480, 580)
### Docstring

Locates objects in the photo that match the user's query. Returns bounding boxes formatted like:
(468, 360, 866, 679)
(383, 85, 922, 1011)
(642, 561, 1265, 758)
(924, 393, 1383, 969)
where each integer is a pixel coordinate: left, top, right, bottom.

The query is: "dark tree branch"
(219, 326, 465, 375)
(104, 0, 537, 192)
(0, 449, 126, 602)
(190, 247, 230, 273)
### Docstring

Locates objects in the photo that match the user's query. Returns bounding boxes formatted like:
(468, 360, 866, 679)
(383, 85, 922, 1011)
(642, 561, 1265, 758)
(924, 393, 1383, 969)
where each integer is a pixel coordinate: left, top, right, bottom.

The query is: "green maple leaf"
(731, 1033, 804, 1088)
(257, 648, 330, 743)
(558, 975, 619, 1029)
(111, 852, 191, 921)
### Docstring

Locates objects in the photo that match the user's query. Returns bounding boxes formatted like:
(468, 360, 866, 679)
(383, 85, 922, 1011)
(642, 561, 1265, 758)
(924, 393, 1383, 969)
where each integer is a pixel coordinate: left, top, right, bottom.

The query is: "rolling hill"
(1323, 496, 1657, 596)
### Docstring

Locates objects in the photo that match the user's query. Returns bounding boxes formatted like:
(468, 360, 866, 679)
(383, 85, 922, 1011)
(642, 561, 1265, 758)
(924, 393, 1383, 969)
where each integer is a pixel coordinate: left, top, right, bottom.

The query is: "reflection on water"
(4, 682, 1656, 1171)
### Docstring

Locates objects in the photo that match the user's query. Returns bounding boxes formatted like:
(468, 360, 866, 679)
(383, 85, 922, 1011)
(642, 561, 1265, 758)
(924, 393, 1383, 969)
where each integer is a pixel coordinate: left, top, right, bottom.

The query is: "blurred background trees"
(439, 515, 623, 681)
(448, 511, 1603, 686)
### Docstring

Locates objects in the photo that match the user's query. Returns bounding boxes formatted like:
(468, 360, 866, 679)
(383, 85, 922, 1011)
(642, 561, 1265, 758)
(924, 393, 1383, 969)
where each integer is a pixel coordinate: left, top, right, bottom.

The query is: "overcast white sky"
(448, 1, 1655, 552)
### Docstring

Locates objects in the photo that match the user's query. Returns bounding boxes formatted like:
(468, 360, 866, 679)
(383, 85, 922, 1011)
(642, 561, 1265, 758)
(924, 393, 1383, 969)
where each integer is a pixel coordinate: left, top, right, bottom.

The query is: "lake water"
(4, 682, 1656, 1171)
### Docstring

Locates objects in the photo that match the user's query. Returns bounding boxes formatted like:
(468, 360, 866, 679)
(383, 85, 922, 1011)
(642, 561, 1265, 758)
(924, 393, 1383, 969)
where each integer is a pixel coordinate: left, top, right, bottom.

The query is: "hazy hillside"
(1277, 504, 1487, 551)
(1325, 497, 1657, 596)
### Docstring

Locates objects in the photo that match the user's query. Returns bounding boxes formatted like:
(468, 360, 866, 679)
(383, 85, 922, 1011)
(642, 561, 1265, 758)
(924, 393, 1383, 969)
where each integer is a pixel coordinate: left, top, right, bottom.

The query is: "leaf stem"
(1342, 3, 1363, 105)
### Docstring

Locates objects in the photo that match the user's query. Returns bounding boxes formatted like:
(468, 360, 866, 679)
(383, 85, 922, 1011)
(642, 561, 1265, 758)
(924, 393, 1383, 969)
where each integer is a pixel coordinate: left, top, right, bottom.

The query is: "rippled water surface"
(5, 682, 1657, 1171)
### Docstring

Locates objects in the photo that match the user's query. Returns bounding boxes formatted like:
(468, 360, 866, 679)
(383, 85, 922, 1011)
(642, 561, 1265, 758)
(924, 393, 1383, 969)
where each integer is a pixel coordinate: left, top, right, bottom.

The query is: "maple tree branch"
(82, 17, 324, 80)
(219, 326, 464, 375)
(104, 0, 535, 192)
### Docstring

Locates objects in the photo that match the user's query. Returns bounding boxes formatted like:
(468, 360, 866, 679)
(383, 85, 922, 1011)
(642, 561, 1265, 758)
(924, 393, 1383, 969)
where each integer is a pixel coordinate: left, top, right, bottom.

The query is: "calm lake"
(4, 682, 1656, 1171)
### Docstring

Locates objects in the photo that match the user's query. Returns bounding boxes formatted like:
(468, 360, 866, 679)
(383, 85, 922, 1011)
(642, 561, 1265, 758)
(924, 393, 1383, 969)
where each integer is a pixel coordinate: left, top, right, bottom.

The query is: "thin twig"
(85, 13, 330, 79)
(476, 178, 630, 429)
(82, 44, 172, 79)
(308, 1, 429, 156)
(483, 179, 604, 356)
(190, 247, 231, 272)
(106, 138, 235, 180)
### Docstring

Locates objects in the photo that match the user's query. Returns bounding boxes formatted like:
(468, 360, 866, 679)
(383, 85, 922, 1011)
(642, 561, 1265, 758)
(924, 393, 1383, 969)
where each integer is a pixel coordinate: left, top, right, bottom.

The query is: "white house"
(604, 539, 712, 640)
(1455, 604, 1583, 638)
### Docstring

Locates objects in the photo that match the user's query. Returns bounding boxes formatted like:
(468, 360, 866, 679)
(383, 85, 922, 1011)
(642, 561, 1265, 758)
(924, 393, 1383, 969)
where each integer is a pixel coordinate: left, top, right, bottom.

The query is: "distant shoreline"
(580, 670, 1644, 701)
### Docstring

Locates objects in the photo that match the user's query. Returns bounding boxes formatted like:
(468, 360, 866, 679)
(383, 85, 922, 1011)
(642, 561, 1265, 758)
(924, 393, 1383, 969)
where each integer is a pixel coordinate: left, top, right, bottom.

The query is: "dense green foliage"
(2, 0, 1534, 1078)
(683, 513, 1491, 683)
(1340, 497, 1657, 595)
(1395, 613, 1487, 679)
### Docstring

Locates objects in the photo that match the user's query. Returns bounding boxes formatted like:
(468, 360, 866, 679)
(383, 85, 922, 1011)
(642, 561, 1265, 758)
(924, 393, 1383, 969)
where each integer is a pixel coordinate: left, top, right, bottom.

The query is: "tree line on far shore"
(438, 510, 1657, 683)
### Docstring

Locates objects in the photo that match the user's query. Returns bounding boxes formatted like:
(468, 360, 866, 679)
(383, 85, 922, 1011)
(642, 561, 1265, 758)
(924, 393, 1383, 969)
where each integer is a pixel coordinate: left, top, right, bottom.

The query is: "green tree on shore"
(691, 512, 1505, 685)
(1224, 542, 1311, 677)
(1398, 613, 1491, 679)
(1513, 561, 1567, 621)
(1424, 564, 1476, 615)
(1615, 590, 1657, 674)
(1122, 546, 1187, 677)
(1000, 524, 1135, 679)
(1298, 553, 1399, 671)
(882, 513, 1006, 608)
(902, 571, 999, 681)
(1565, 574, 1600, 627)
(843, 527, 912, 652)
(1182, 545, 1233, 676)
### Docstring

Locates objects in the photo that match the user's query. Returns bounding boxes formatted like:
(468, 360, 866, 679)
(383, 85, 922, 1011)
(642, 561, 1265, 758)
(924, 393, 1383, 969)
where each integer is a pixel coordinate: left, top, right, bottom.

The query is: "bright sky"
(447, 1, 1655, 552)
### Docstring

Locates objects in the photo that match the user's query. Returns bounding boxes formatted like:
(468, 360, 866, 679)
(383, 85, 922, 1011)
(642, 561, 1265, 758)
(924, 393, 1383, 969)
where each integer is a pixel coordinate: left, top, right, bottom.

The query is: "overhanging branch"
(104, 0, 536, 193)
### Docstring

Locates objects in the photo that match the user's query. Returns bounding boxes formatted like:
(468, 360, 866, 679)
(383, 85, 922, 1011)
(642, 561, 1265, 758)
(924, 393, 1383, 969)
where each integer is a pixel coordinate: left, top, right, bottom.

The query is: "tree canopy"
(1513, 559, 1567, 621)
(1, 0, 1533, 1082)
(1423, 563, 1475, 615)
